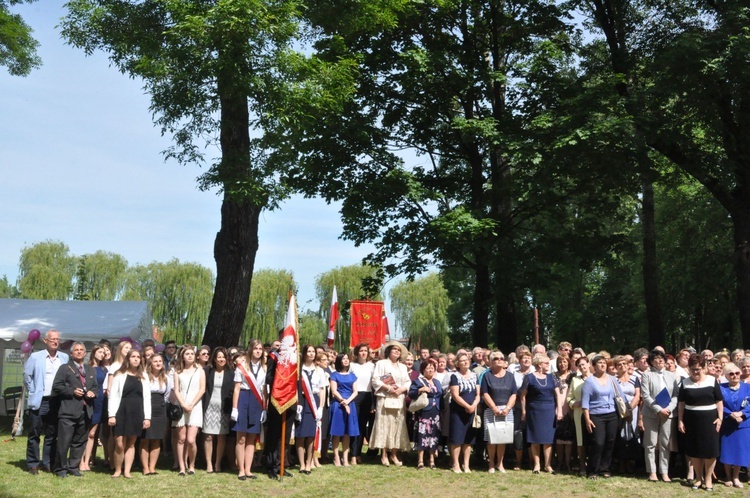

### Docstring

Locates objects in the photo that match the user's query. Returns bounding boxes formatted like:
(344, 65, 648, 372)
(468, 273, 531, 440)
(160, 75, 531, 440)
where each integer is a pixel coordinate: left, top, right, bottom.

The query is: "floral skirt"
(413, 410, 441, 451)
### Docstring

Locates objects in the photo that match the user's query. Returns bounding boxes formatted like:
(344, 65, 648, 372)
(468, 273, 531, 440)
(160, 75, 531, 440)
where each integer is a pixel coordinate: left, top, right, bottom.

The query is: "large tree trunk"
(202, 62, 261, 348)
(731, 210, 750, 349)
(472, 257, 491, 348)
(641, 172, 664, 348)
(495, 293, 517, 354)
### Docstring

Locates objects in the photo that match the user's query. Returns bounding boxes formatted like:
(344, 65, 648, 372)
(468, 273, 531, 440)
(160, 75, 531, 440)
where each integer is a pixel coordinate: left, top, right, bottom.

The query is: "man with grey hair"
(52, 342, 98, 477)
(24, 329, 69, 474)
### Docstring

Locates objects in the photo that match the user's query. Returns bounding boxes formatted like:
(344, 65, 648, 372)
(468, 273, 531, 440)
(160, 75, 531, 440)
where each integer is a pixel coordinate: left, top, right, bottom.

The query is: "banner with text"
(350, 300, 385, 350)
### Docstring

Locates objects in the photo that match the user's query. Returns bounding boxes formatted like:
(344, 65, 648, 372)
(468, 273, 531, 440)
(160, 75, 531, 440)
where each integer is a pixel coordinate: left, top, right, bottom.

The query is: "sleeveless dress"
(203, 371, 230, 435)
(91, 365, 108, 426)
(143, 379, 167, 439)
(234, 362, 265, 434)
(114, 375, 144, 437)
(173, 368, 203, 428)
(329, 371, 360, 437)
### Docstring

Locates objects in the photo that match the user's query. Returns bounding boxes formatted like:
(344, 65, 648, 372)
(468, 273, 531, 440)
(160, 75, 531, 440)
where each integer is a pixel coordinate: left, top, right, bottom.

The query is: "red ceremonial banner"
(350, 300, 385, 350)
(271, 295, 298, 413)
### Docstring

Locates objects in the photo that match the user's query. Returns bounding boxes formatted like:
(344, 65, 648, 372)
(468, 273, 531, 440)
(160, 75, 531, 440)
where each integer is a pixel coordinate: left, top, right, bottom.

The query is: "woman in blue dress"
(82, 345, 107, 471)
(231, 339, 266, 480)
(449, 352, 480, 473)
(520, 353, 563, 474)
(329, 353, 359, 467)
(719, 363, 750, 489)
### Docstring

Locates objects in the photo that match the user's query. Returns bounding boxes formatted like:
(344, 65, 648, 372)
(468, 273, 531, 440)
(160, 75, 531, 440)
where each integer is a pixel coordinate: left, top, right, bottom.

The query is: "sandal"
(691, 481, 702, 490)
(417, 463, 425, 470)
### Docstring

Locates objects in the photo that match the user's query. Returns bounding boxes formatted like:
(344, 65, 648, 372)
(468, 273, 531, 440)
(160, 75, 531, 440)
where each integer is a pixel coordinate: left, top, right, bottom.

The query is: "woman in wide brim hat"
(380, 341, 409, 359)
(370, 341, 411, 465)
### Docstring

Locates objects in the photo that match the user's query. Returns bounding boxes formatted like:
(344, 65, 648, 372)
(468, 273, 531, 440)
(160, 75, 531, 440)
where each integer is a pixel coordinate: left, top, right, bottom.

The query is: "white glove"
(231, 408, 239, 422)
(260, 410, 267, 424)
(296, 405, 303, 421)
(315, 408, 323, 422)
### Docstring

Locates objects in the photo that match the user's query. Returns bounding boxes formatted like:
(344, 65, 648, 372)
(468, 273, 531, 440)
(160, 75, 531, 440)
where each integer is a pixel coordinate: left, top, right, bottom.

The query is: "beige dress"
(369, 359, 411, 451)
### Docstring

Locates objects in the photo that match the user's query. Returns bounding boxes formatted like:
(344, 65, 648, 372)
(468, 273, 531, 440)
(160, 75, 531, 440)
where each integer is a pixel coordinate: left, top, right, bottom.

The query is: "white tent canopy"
(0, 298, 152, 348)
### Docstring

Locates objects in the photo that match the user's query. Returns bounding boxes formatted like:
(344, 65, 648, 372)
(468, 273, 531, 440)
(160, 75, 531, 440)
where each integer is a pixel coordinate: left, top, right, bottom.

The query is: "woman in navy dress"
(520, 353, 563, 474)
(82, 345, 107, 471)
(296, 345, 326, 474)
(449, 352, 480, 473)
(678, 354, 723, 491)
(719, 363, 750, 489)
(329, 353, 359, 467)
(231, 340, 266, 480)
(409, 358, 443, 469)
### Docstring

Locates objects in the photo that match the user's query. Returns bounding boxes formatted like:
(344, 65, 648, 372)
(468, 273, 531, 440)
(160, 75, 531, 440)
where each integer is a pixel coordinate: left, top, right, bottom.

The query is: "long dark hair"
(335, 353, 350, 373)
(116, 350, 143, 376)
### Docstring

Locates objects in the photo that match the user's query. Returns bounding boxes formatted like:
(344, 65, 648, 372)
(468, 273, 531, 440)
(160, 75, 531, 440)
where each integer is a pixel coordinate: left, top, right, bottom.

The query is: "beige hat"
(380, 341, 409, 359)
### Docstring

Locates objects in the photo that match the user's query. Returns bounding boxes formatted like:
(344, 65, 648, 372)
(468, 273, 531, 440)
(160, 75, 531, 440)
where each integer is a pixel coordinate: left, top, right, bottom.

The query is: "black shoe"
(42, 466, 51, 473)
(283, 471, 293, 478)
(238, 475, 247, 481)
(56, 472, 68, 478)
(268, 471, 278, 480)
(28, 467, 39, 475)
(69, 470, 83, 477)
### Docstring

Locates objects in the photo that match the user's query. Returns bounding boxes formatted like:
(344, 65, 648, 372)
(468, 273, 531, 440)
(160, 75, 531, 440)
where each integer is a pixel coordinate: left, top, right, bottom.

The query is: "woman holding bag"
(370, 342, 411, 466)
(408, 358, 443, 470)
(481, 351, 517, 474)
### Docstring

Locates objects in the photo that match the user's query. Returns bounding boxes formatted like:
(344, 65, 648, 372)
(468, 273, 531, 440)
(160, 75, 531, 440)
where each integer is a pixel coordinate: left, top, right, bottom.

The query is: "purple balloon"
(120, 336, 133, 344)
(28, 329, 41, 342)
(21, 340, 33, 354)
(154, 344, 165, 353)
(132, 342, 142, 351)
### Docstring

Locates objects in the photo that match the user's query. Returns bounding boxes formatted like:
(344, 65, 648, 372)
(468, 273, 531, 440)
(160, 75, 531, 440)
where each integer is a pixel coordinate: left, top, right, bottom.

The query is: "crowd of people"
(23, 329, 750, 490)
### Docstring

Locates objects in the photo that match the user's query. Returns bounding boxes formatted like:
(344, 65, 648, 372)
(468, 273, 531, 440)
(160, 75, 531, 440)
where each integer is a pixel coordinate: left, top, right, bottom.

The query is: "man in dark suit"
(51, 342, 99, 478)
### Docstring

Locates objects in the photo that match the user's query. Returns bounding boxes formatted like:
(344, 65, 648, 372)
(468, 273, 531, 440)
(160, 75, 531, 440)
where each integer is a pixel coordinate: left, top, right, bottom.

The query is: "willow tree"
(240, 268, 295, 346)
(121, 259, 214, 344)
(315, 264, 382, 350)
(17, 240, 77, 300)
(389, 273, 451, 351)
(62, 0, 355, 348)
(73, 251, 128, 301)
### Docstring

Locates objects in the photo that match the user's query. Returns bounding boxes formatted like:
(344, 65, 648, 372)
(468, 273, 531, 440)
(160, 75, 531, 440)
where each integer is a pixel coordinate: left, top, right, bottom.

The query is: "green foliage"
(121, 259, 214, 344)
(0, 0, 41, 76)
(73, 251, 129, 301)
(241, 268, 296, 346)
(315, 264, 382, 350)
(298, 309, 326, 348)
(17, 240, 77, 300)
(389, 273, 451, 351)
(0, 274, 18, 298)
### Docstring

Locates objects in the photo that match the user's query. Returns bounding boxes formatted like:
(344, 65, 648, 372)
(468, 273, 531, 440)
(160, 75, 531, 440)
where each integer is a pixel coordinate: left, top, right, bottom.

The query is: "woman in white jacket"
(108, 350, 151, 478)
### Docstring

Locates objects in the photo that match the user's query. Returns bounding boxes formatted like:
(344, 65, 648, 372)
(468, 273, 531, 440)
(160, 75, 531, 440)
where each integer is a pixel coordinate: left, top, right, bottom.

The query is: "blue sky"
(0, 1, 379, 316)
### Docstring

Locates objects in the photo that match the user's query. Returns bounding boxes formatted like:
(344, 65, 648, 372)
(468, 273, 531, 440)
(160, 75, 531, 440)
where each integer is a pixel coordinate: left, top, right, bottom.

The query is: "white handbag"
(487, 414, 514, 444)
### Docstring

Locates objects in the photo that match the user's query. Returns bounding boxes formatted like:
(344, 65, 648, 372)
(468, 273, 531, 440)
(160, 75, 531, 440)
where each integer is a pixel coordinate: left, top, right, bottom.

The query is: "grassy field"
(0, 433, 746, 498)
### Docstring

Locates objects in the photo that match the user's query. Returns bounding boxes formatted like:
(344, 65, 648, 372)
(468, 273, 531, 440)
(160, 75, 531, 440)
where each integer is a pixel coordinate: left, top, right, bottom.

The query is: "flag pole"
(280, 412, 286, 477)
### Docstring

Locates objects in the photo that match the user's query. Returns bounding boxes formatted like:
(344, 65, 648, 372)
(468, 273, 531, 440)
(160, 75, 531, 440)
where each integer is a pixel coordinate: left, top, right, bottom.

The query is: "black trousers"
(587, 411, 618, 476)
(351, 392, 373, 457)
(55, 413, 89, 475)
(263, 406, 295, 475)
(26, 397, 59, 470)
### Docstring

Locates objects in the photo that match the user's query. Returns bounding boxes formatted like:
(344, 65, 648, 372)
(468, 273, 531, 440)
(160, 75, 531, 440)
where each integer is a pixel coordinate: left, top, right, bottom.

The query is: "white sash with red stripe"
(238, 362, 266, 446)
(300, 366, 322, 455)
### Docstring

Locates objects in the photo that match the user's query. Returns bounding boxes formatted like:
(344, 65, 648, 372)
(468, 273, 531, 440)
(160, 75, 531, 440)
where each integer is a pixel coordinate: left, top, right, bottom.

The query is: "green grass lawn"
(0, 434, 745, 498)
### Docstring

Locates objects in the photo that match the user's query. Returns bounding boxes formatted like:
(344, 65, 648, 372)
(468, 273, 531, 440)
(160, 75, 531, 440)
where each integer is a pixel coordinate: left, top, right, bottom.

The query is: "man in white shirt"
(24, 329, 69, 474)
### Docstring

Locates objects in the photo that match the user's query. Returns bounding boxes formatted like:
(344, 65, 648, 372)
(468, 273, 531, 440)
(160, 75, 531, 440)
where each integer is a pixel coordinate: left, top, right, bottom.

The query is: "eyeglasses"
(727, 372, 741, 376)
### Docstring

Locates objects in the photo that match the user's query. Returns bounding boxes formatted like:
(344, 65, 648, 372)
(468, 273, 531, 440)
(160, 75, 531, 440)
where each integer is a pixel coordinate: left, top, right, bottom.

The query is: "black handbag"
(167, 403, 183, 421)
